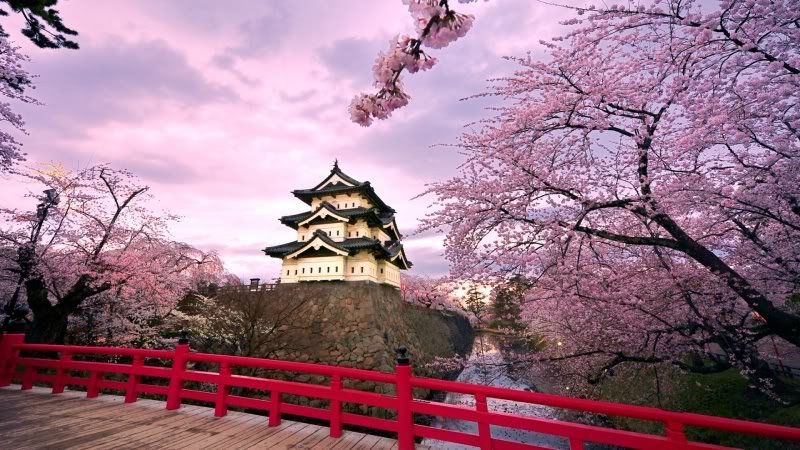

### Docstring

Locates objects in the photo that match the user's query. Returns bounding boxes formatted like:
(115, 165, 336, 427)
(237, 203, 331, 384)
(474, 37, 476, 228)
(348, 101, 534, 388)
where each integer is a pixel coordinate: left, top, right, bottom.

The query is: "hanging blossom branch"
(348, 0, 477, 126)
(0, 37, 37, 171)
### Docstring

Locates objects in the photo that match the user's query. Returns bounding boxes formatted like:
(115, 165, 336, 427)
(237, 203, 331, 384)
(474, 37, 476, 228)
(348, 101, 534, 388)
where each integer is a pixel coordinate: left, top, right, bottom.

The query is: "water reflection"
(423, 334, 568, 449)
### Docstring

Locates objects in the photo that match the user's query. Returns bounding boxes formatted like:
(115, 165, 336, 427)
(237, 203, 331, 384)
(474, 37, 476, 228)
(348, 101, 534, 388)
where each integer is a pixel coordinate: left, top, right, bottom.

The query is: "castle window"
(286, 270, 290, 276)
(356, 231, 359, 237)
(380, 268, 384, 274)
(349, 232, 352, 237)
(294, 270, 297, 275)
(302, 268, 305, 274)
(360, 266, 364, 273)
(335, 266, 338, 272)
(327, 267, 330, 273)
(336, 230, 339, 236)
(351, 267, 354, 273)
(318, 267, 322, 273)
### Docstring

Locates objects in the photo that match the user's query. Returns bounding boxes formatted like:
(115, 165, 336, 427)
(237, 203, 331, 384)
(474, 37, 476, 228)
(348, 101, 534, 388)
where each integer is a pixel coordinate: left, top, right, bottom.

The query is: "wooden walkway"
(0, 386, 419, 449)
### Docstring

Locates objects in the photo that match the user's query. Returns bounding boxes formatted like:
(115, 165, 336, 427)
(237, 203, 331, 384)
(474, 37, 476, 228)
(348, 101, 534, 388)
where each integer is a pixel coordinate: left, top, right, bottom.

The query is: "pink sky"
(1, 1, 570, 280)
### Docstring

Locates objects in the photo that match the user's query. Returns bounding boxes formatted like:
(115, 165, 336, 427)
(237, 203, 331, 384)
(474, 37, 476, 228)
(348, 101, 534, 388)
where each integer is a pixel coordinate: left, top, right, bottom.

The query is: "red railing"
(1, 332, 799, 450)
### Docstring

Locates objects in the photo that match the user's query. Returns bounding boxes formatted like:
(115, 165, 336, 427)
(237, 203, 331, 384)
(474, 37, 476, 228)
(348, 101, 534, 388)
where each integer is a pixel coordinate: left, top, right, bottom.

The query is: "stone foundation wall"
(253, 281, 473, 414)
(266, 281, 471, 370)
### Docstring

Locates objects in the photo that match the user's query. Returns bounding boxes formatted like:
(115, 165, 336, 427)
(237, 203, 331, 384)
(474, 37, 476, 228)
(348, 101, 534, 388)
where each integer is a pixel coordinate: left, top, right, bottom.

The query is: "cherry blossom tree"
(401, 273, 465, 312)
(0, 165, 224, 343)
(417, 0, 800, 390)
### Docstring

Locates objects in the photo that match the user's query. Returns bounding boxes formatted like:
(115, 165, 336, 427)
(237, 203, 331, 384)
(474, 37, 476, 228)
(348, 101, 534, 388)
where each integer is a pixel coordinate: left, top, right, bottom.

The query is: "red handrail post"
(666, 421, 689, 449)
(569, 437, 586, 450)
(330, 374, 342, 438)
(214, 361, 230, 417)
(395, 347, 414, 450)
(269, 389, 282, 427)
(475, 394, 492, 449)
(125, 355, 143, 403)
(21, 365, 34, 390)
(87, 371, 103, 398)
(166, 342, 189, 410)
(0, 333, 25, 387)
(52, 351, 72, 394)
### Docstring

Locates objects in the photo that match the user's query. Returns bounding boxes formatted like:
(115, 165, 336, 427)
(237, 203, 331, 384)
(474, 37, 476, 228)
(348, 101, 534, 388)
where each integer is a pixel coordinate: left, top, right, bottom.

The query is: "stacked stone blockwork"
(253, 281, 473, 416)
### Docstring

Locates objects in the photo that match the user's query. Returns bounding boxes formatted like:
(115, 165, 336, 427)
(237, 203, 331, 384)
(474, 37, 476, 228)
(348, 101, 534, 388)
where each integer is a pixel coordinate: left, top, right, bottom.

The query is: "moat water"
(422, 334, 569, 449)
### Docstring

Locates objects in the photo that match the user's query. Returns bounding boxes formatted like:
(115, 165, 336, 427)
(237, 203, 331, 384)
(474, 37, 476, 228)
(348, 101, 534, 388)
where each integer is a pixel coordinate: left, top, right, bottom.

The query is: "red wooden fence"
(1, 332, 799, 449)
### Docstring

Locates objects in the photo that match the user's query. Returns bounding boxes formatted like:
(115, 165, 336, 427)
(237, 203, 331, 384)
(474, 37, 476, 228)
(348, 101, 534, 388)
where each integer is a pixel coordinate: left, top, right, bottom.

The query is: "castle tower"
(263, 161, 412, 287)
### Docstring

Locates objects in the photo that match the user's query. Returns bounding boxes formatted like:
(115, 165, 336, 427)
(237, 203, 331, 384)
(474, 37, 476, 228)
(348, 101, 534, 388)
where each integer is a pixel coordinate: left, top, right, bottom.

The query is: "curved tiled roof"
(292, 163, 394, 213)
(280, 202, 390, 229)
(263, 229, 411, 267)
(311, 161, 364, 190)
(292, 182, 394, 213)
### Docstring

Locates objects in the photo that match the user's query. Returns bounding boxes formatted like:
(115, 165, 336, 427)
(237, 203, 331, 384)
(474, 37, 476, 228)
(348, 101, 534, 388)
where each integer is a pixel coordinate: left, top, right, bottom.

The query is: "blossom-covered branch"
(349, 0, 476, 126)
(0, 37, 36, 171)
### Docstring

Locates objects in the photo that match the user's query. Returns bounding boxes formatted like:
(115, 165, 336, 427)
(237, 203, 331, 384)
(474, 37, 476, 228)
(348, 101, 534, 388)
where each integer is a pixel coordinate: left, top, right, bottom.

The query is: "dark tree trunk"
(28, 306, 71, 344)
(24, 276, 71, 343)
(23, 274, 109, 344)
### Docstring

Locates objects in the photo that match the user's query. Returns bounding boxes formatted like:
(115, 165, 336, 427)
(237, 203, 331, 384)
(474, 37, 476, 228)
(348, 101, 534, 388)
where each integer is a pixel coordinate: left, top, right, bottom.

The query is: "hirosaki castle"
(263, 161, 412, 287)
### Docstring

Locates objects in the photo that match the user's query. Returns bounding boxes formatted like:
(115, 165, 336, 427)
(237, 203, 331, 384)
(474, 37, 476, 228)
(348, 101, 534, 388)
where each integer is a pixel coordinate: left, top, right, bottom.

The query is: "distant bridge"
(1, 332, 799, 449)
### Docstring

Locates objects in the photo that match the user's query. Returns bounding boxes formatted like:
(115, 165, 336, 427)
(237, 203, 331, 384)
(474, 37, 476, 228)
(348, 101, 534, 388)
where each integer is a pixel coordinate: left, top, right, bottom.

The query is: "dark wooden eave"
(291, 182, 394, 213)
(280, 202, 393, 230)
(263, 230, 411, 268)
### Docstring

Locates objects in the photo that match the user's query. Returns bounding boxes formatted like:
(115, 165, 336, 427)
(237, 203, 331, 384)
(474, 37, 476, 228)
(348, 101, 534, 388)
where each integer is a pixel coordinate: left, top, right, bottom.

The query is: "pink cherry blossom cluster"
(349, 0, 476, 126)
(348, 89, 410, 127)
(405, 0, 475, 48)
(420, 9, 474, 49)
(348, 34, 439, 126)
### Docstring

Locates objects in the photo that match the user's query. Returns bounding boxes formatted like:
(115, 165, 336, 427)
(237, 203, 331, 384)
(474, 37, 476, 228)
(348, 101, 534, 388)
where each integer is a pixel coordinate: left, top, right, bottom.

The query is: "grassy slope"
(597, 367, 800, 450)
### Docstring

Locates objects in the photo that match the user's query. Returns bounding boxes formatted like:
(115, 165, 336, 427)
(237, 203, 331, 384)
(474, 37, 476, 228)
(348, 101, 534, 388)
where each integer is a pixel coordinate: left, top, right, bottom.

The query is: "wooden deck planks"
(0, 386, 429, 449)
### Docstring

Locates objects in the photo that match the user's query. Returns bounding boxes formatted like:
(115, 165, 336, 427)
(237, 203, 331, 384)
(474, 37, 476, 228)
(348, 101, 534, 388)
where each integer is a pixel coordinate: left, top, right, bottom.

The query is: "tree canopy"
(0, 0, 78, 49)
(384, 0, 800, 392)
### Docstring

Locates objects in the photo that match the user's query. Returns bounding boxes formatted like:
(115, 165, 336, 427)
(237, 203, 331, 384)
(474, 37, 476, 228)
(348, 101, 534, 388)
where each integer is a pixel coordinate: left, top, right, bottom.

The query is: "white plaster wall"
(376, 260, 400, 287)
(280, 255, 346, 283)
(375, 229, 392, 244)
(343, 251, 379, 282)
(387, 262, 401, 287)
(280, 254, 401, 287)
(311, 194, 373, 210)
(345, 220, 371, 239)
(299, 222, 346, 241)
(281, 260, 299, 283)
